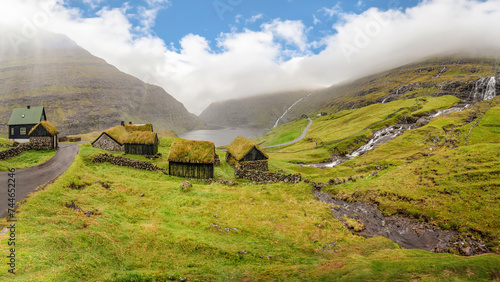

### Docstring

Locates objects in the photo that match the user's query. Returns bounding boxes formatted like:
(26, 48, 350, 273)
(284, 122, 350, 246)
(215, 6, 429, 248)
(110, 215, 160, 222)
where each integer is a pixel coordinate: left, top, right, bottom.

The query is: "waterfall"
(273, 94, 311, 128)
(382, 86, 404, 104)
(472, 77, 497, 101)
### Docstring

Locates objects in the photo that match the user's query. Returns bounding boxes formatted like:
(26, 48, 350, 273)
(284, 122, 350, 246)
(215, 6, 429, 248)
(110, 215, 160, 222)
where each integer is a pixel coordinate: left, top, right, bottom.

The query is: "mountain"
(200, 57, 500, 129)
(0, 30, 205, 136)
(199, 90, 312, 129)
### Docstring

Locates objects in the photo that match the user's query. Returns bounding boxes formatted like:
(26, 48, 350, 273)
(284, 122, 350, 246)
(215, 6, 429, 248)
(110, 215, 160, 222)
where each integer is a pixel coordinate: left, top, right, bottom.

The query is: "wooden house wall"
(9, 124, 36, 140)
(169, 162, 214, 179)
(125, 143, 158, 155)
(241, 147, 268, 162)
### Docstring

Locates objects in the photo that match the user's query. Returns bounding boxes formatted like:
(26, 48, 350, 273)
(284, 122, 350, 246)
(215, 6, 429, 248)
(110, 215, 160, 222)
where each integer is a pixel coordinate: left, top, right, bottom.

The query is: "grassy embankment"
(257, 95, 500, 247)
(0, 138, 56, 172)
(1, 135, 499, 281)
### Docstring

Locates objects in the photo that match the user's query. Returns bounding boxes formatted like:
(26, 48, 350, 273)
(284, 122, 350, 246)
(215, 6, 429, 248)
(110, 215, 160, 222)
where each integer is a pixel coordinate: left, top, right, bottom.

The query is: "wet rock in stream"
(313, 190, 489, 256)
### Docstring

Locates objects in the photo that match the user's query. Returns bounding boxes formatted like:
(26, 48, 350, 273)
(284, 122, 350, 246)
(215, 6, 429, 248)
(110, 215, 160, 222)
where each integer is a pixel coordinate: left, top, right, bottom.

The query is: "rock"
(140, 193, 145, 197)
(416, 116, 431, 127)
(181, 181, 192, 190)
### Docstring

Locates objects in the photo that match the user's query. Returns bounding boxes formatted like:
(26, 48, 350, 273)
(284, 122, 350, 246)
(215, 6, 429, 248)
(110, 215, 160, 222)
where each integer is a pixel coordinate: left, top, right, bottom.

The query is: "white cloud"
(321, 3, 343, 18)
(1, 0, 500, 115)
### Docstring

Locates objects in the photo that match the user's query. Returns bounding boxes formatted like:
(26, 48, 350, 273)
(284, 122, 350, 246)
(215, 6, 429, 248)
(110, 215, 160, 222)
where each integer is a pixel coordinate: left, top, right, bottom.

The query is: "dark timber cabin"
(92, 122, 156, 155)
(8, 106, 47, 142)
(168, 140, 215, 179)
(226, 136, 269, 171)
(125, 131, 159, 155)
(29, 121, 59, 150)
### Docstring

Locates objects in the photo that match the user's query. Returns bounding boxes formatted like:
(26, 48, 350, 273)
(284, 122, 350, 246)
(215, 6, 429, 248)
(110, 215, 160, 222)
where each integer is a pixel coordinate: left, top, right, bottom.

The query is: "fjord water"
(178, 126, 267, 147)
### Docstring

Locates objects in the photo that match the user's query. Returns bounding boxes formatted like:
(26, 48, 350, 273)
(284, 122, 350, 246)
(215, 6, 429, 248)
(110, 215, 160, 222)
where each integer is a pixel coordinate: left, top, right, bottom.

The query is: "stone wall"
(93, 134, 124, 151)
(30, 136, 54, 150)
(0, 143, 32, 160)
(235, 168, 301, 183)
(235, 160, 268, 171)
(92, 153, 164, 172)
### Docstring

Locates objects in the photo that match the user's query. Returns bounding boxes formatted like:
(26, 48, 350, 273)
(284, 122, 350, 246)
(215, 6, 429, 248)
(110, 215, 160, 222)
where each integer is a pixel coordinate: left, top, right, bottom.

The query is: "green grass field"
(1, 96, 499, 281)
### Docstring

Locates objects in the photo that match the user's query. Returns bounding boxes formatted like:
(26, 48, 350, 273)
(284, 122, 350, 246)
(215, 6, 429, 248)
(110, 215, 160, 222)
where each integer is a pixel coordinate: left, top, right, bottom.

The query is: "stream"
(313, 190, 489, 255)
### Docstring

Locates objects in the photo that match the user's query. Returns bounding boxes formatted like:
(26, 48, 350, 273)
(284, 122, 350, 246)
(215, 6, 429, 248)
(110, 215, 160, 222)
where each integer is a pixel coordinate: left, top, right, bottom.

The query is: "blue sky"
(66, 0, 420, 53)
(1, 0, 499, 113)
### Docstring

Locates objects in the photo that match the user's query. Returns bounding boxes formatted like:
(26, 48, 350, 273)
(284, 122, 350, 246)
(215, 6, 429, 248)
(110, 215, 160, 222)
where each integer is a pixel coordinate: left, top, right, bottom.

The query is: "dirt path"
(0, 143, 79, 219)
(262, 118, 313, 149)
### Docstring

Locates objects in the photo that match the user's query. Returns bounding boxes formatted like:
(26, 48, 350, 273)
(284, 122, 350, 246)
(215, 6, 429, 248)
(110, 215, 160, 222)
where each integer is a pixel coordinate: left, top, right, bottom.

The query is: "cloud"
(1, 0, 500, 116)
(320, 3, 343, 18)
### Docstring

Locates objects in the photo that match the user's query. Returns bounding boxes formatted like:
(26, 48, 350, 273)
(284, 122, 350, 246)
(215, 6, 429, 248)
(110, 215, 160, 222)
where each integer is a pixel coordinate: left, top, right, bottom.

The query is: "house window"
(20, 128, 26, 135)
(11, 128, 14, 136)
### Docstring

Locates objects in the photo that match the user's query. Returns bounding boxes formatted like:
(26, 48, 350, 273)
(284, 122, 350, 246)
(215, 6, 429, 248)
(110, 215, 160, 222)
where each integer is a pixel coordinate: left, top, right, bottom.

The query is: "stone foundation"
(30, 136, 54, 150)
(235, 160, 268, 171)
(235, 168, 301, 183)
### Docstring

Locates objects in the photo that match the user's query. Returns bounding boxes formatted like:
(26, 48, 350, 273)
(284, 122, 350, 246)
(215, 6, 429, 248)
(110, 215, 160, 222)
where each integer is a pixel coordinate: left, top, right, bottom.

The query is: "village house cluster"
(7, 106, 270, 179)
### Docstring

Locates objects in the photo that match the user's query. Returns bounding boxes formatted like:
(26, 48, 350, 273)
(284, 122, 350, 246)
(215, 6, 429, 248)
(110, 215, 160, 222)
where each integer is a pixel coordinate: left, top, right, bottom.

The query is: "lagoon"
(178, 125, 267, 147)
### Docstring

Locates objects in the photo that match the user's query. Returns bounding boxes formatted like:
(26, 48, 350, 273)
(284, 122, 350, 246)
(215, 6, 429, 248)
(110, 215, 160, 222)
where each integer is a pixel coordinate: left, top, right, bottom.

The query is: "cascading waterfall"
(382, 86, 404, 104)
(273, 94, 311, 128)
(472, 77, 497, 101)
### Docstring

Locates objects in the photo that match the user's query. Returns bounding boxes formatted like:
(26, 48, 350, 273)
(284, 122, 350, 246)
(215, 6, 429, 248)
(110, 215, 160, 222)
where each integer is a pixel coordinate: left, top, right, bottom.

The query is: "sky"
(1, 0, 500, 114)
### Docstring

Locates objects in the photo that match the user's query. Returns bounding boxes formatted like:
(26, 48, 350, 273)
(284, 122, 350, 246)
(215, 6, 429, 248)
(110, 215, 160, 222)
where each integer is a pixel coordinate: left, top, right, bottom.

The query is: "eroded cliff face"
(0, 32, 205, 136)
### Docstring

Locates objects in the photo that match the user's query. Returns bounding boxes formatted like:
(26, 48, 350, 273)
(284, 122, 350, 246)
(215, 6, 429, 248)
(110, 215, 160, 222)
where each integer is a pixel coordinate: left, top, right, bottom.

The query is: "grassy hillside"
(200, 57, 500, 129)
(1, 138, 499, 281)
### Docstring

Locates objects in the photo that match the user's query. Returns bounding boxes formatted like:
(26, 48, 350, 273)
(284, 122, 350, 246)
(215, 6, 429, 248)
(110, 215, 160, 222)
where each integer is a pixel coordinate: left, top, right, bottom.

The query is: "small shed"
(168, 140, 215, 179)
(8, 106, 47, 142)
(29, 121, 59, 150)
(226, 136, 269, 171)
(125, 131, 159, 155)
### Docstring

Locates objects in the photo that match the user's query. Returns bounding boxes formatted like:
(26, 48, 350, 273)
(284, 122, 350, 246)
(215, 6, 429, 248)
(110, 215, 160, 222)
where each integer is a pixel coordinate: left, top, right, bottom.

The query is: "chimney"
(27, 105, 31, 109)
(121, 121, 125, 126)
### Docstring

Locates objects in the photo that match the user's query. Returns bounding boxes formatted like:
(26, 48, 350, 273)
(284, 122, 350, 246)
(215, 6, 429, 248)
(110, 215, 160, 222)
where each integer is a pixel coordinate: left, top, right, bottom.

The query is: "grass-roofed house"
(92, 122, 157, 155)
(29, 121, 59, 150)
(125, 131, 159, 155)
(226, 136, 269, 171)
(168, 140, 215, 179)
(8, 106, 47, 142)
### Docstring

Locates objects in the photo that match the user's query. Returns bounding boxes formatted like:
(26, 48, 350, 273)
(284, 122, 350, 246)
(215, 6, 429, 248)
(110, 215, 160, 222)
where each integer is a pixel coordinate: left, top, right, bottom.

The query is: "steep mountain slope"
(199, 90, 312, 129)
(0, 31, 205, 136)
(200, 57, 500, 129)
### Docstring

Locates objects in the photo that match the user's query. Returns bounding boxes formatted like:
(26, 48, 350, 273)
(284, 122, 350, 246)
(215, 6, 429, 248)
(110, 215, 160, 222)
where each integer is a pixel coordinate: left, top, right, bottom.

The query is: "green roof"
(95, 123, 155, 145)
(168, 140, 215, 164)
(124, 124, 153, 132)
(8, 106, 45, 125)
(104, 126, 129, 144)
(125, 131, 158, 145)
(29, 121, 59, 136)
(226, 136, 269, 161)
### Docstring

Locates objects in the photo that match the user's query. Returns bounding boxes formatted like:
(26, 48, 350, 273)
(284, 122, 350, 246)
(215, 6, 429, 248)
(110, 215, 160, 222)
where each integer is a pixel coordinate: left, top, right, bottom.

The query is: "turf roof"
(103, 126, 129, 144)
(168, 140, 215, 164)
(226, 136, 268, 161)
(29, 121, 59, 136)
(125, 131, 158, 145)
(125, 124, 152, 132)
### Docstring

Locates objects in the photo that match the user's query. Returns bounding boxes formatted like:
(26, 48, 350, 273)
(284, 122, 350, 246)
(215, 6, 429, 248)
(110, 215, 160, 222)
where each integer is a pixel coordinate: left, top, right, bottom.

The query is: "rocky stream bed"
(313, 190, 490, 256)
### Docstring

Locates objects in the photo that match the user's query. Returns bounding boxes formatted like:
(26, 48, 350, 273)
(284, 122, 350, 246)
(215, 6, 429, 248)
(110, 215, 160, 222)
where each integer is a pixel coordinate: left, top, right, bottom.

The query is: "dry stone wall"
(92, 153, 164, 172)
(235, 168, 301, 183)
(0, 143, 32, 160)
